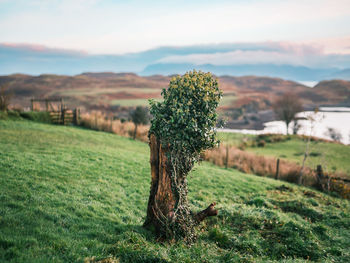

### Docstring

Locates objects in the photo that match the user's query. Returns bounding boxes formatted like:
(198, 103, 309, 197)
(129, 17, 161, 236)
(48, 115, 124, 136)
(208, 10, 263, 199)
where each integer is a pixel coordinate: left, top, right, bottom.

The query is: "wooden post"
(73, 108, 78, 125)
(275, 158, 280, 180)
(225, 144, 229, 169)
(74, 108, 81, 125)
(30, 98, 34, 111)
(45, 99, 49, 112)
(110, 115, 113, 132)
(61, 98, 64, 111)
(61, 108, 65, 125)
(77, 108, 80, 125)
(316, 165, 324, 191)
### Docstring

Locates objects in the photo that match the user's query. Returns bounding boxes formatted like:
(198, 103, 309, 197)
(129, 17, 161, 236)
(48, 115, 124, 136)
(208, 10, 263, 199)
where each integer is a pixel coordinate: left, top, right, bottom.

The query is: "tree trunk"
(144, 134, 218, 239)
(133, 124, 138, 140)
(286, 122, 290, 135)
(144, 134, 175, 236)
(225, 144, 229, 169)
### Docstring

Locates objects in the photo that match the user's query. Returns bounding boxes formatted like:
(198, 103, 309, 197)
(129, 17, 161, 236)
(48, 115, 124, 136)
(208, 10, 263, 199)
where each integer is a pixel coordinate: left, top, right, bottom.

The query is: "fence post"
(73, 108, 78, 125)
(30, 98, 34, 111)
(75, 108, 80, 125)
(316, 164, 324, 191)
(61, 108, 65, 125)
(110, 115, 113, 132)
(225, 144, 229, 169)
(275, 158, 280, 180)
(45, 99, 49, 112)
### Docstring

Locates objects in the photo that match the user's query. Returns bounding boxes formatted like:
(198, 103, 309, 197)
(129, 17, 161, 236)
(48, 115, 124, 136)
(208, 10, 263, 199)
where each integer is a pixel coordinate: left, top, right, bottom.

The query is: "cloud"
(154, 41, 350, 68)
(0, 0, 350, 54)
(0, 43, 87, 56)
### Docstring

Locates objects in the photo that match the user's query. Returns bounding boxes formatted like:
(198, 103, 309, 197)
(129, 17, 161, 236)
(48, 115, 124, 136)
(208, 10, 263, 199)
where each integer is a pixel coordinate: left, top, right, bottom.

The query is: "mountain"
(312, 80, 350, 105)
(2, 72, 350, 112)
(2, 72, 350, 129)
(1, 43, 350, 82)
(329, 69, 350, 80)
(141, 63, 338, 81)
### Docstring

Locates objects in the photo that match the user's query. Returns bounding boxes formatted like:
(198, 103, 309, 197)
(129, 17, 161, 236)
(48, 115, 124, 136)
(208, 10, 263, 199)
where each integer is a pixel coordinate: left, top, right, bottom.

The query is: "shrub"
(257, 140, 266, 147)
(7, 110, 21, 119)
(20, 111, 52, 123)
(0, 111, 8, 120)
(325, 127, 342, 142)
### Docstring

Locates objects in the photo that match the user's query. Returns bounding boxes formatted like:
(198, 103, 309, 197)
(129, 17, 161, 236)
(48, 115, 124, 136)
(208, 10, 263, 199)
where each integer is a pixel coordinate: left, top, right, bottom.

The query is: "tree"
(130, 106, 149, 139)
(0, 84, 12, 112)
(298, 109, 323, 185)
(272, 92, 303, 135)
(325, 127, 342, 142)
(144, 70, 222, 243)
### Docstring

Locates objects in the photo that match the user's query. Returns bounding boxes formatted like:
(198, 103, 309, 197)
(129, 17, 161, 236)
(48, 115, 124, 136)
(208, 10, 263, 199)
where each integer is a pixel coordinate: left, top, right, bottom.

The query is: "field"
(5, 73, 350, 115)
(218, 132, 350, 174)
(1, 120, 350, 262)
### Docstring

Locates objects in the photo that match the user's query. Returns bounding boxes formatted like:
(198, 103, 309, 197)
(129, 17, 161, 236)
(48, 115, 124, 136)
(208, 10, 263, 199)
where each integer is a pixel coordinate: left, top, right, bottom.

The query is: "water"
(297, 81, 318, 88)
(219, 107, 350, 145)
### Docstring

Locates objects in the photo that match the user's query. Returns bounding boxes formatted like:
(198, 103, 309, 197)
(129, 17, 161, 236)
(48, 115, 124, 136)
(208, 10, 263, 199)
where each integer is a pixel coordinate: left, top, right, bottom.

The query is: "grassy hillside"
(1, 120, 350, 262)
(218, 132, 350, 174)
(2, 73, 332, 113)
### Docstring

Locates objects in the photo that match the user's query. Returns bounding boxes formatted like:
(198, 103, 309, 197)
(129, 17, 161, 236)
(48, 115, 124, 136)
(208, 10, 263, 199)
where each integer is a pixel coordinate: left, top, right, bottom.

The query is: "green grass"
(219, 94, 237, 107)
(217, 132, 255, 146)
(249, 137, 350, 173)
(1, 120, 350, 262)
(218, 132, 350, 174)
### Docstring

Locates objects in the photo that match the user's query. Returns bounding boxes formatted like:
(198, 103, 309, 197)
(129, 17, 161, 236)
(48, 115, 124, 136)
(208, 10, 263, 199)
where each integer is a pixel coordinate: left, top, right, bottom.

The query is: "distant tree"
(273, 92, 303, 135)
(325, 127, 342, 142)
(0, 84, 12, 112)
(292, 119, 301, 135)
(130, 106, 149, 139)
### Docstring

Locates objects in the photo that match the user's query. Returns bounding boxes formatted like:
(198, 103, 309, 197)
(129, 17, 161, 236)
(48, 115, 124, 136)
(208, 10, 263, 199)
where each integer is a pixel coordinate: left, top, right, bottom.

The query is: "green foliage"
(20, 111, 52, 123)
(148, 71, 222, 242)
(0, 111, 7, 120)
(130, 106, 149, 125)
(149, 70, 222, 157)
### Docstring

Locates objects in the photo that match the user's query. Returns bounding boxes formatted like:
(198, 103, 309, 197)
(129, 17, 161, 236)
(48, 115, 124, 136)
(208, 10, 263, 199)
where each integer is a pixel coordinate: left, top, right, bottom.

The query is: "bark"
(144, 134, 175, 235)
(144, 134, 218, 238)
(194, 202, 218, 223)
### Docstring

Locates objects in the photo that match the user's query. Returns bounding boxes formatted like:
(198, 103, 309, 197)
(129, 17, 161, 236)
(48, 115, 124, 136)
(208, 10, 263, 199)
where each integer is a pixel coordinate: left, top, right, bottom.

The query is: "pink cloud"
(1, 42, 88, 55)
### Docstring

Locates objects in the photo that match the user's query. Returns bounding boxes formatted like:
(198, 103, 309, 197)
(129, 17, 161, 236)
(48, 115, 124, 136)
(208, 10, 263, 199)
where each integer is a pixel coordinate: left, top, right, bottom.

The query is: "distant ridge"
(1, 43, 350, 82)
(2, 73, 349, 114)
(141, 63, 341, 81)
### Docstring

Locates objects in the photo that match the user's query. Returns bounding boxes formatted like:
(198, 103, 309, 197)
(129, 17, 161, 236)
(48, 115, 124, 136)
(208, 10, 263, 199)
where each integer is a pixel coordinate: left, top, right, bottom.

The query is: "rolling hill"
(2, 72, 350, 129)
(2, 73, 350, 112)
(0, 119, 350, 262)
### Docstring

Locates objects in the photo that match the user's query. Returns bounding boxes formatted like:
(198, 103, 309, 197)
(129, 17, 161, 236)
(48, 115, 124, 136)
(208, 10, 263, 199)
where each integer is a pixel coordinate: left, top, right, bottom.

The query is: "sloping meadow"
(0, 120, 349, 262)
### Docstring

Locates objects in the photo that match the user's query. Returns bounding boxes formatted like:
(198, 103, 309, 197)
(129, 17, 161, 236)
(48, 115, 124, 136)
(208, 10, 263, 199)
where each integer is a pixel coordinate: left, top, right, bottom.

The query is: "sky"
(1, 0, 350, 55)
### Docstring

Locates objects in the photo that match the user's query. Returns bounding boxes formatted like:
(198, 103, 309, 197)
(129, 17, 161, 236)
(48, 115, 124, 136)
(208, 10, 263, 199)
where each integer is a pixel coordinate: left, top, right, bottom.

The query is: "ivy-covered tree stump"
(143, 71, 222, 243)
